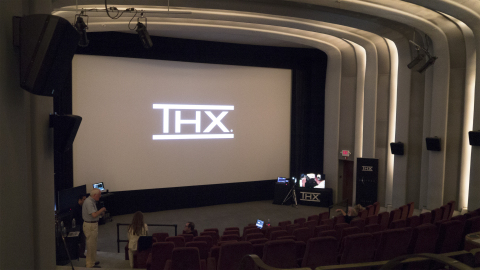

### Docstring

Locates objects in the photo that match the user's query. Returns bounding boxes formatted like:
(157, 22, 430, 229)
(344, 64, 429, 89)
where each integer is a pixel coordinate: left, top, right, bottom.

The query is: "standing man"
(82, 189, 107, 268)
(73, 194, 87, 258)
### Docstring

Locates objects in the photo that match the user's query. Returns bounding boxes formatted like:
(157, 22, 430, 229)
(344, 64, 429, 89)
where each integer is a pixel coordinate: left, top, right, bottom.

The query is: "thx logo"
(300, 192, 320, 202)
(362, 166, 373, 171)
(152, 104, 234, 140)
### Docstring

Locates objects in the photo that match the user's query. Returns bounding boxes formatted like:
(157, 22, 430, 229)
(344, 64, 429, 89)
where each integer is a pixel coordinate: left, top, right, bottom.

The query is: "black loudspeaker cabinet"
(356, 158, 378, 206)
(390, 142, 404, 155)
(469, 131, 480, 146)
(426, 137, 441, 151)
(18, 14, 78, 96)
(53, 114, 82, 153)
(273, 182, 291, 205)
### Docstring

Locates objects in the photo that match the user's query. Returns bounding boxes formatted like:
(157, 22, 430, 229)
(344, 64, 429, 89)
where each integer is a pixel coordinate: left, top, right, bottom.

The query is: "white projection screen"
(72, 55, 291, 192)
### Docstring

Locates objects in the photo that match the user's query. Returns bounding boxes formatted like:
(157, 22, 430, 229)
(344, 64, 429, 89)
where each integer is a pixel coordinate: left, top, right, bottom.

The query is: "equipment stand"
(281, 183, 298, 208)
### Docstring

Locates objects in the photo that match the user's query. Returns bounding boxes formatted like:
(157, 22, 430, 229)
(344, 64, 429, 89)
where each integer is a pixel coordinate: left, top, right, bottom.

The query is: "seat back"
(333, 214, 346, 225)
(182, 229, 198, 237)
(204, 228, 219, 234)
(166, 236, 185, 248)
(399, 205, 409, 220)
(339, 233, 375, 264)
(178, 234, 193, 243)
(367, 205, 375, 217)
(245, 233, 264, 241)
(419, 212, 432, 224)
(217, 241, 253, 270)
(364, 224, 381, 234)
(149, 242, 174, 270)
(359, 209, 368, 219)
(465, 216, 480, 235)
(447, 201, 456, 219)
(242, 225, 256, 237)
(350, 218, 365, 232)
(442, 204, 451, 220)
(301, 237, 338, 268)
(307, 215, 319, 223)
(389, 219, 406, 229)
(314, 225, 332, 237)
(223, 230, 240, 236)
(319, 211, 330, 221)
(303, 220, 317, 237)
(219, 234, 240, 242)
(270, 230, 289, 241)
(262, 239, 297, 268)
(334, 223, 350, 238)
(319, 230, 338, 240)
(407, 202, 415, 218)
(252, 243, 264, 259)
(374, 228, 412, 261)
(193, 235, 213, 250)
(170, 247, 201, 270)
(406, 216, 420, 228)
(378, 212, 390, 231)
(186, 241, 208, 260)
(277, 235, 296, 241)
(435, 220, 464, 253)
(431, 208, 443, 223)
(265, 226, 282, 240)
(152, 232, 169, 242)
(286, 224, 300, 235)
(373, 202, 380, 215)
(408, 224, 438, 254)
(293, 227, 312, 243)
(388, 209, 401, 227)
(320, 218, 334, 228)
(294, 217, 306, 226)
(249, 238, 268, 245)
(278, 220, 291, 230)
(341, 226, 362, 241)
(243, 228, 262, 238)
(225, 227, 239, 231)
(137, 236, 153, 251)
(365, 215, 378, 225)
(200, 231, 218, 245)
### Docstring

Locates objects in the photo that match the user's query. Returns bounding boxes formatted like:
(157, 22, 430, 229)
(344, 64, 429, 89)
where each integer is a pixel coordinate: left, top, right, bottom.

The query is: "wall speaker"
(390, 142, 404, 155)
(16, 14, 79, 96)
(426, 137, 441, 151)
(469, 131, 480, 146)
(50, 114, 82, 152)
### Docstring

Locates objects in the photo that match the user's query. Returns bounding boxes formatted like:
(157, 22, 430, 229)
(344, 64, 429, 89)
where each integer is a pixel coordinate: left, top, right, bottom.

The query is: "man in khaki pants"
(82, 189, 107, 268)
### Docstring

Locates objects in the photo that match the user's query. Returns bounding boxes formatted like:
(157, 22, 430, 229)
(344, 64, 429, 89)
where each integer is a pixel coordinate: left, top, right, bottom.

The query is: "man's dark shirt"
(72, 203, 84, 229)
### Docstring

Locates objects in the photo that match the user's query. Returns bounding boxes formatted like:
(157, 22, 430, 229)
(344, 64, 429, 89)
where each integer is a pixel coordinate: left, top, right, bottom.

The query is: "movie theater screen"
(72, 55, 291, 191)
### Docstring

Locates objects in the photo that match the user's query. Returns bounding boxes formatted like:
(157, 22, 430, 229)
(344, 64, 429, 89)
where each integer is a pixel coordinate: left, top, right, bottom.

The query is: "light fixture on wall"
(74, 12, 89, 47)
(408, 38, 437, 73)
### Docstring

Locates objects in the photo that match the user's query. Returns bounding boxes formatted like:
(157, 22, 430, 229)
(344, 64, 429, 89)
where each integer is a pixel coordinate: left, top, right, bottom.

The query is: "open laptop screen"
(256, 219, 264, 229)
(93, 182, 105, 191)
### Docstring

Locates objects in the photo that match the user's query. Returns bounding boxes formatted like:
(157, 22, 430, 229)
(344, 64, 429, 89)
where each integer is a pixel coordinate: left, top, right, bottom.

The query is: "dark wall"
(55, 32, 327, 215)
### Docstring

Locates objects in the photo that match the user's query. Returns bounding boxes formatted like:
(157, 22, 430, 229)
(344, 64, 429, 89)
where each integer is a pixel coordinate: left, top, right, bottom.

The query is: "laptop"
(92, 182, 107, 193)
(256, 219, 264, 229)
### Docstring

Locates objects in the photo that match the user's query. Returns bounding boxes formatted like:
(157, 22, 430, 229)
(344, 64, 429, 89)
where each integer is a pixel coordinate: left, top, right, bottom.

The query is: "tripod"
(281, 181, 298, 208)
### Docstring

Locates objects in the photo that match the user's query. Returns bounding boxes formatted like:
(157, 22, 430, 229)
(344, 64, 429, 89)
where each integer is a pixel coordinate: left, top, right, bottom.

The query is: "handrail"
(380, 253, 473, 270)
(239, 254, 311, 270)
(315, 249, 480, 270)
(116, 223, 177, 253)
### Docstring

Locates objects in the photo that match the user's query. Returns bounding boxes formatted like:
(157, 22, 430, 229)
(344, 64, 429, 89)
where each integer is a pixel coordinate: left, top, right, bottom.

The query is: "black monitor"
(57, 185, 86, 213)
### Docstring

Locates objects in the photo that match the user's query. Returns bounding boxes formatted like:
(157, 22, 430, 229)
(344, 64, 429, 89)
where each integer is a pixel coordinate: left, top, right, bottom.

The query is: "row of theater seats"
(128, 201, 480, 269)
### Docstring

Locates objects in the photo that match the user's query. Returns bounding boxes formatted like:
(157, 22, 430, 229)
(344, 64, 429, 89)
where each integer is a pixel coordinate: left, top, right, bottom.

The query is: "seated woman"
(336, 204, 365, 224)
(127, 211, 148, 268)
